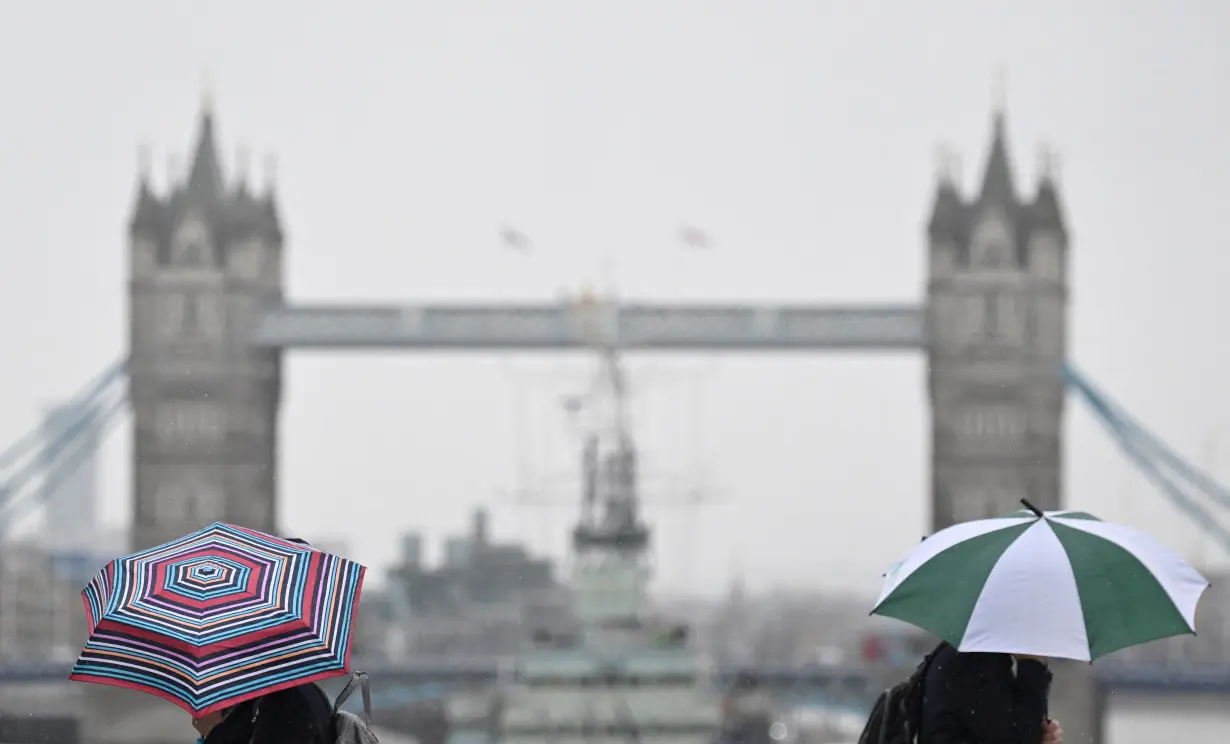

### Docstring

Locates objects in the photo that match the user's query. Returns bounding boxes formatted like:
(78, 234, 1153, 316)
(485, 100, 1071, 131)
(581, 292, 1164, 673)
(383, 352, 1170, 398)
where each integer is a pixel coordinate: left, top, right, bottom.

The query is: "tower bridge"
(117, 99, 1070, 550)
(2, 98, 1230, 744)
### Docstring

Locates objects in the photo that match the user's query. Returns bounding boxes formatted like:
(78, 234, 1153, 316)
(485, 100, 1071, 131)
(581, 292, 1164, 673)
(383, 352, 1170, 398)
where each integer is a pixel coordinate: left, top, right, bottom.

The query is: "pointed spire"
(262, 153, 278, 196)
(187, 90, 224, 195)
(1037, 142, 1061, 184)
(130, 143, 162, 237)
(200, 68, 215, 118)
(977, 107, 1017, 207)
(928, 181, 964, 239)
(976, 67, 1017, 206)
(261, 152, 278, 206)
(928, 143, 966, 239)
(235, 144, 251, 193)
(137, 142, 153, 187)
(1031, 143, 1066, 235)
(934, 143, 954, 186)
(991, 65, 1007, 118)
(258, 152, 284, 240)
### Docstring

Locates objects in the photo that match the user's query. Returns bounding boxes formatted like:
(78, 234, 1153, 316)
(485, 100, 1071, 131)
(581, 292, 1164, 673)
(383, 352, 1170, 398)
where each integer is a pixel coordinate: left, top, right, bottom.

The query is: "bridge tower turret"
(925, 104, 1069, 531)
(127, 98, 284, 550)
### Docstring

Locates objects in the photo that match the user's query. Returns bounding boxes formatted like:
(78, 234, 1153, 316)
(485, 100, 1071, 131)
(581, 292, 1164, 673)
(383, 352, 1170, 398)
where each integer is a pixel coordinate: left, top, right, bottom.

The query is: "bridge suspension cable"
(0, 393, 129, 537)
(0, 359, 129, 541)
(0, 360, 124, 474)
(2, 358, 1229, 556)
(1065, 364, 1230, 512)
(1064, 363, 1230, 553)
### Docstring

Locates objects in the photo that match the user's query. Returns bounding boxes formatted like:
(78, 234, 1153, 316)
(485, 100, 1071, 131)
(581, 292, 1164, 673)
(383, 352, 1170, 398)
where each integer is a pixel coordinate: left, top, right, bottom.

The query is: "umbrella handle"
(334, 671, 373, 726)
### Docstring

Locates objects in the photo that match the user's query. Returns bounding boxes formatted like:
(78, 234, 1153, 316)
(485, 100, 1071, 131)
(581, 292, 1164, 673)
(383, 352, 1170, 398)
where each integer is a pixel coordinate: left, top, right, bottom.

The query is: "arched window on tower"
(956, 294, 986, 344)
(155, 401, 225, 446)
(992, 293, 1027, 345)
(1029, 234, 1063, 281)
(172, 217, 214, 268)
(954, 404, 1027, 452)
(181, 240, 206, 266)
(229, 239, 266, 281)
(186, 292, 224, 339)
(971, 215, 1014, 270)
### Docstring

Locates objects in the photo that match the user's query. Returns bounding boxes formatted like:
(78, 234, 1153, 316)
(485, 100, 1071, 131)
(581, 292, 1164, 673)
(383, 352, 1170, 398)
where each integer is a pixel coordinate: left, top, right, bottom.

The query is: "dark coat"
(205, 684, 334, 744)
(918, 644, 1051, 744)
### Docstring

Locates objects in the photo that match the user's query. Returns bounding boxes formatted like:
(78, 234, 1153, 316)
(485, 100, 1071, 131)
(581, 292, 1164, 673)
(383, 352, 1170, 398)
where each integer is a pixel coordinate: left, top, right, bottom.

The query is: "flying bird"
(561, 395, 584, 416)
(678, 224, 710, 249)
(500, 224, 533, 253)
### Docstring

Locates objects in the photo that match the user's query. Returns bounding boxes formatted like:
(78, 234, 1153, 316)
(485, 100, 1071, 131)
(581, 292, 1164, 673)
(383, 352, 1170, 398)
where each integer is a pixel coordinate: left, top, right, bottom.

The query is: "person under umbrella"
(188, 538, 337, 744)
(871, 500, 1207, 744)
(69, 524, 367, 733)
(917, 644, 1062, 744)
(191, 684, 333, 744)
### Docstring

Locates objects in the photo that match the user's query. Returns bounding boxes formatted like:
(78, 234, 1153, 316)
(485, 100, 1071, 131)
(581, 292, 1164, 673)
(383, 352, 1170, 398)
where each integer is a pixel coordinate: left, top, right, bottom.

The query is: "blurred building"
(386, 508, 571, 657)
(350, 589, 399, 661)
(308, 538, 351, 559)
(45, 528, 127, 592)
(699, 582, 881, 667)
(41, 402, 101, 553)
(702, 577, 755, 665)
(0, 541, 86, 661)
(127, 104, 282, 551)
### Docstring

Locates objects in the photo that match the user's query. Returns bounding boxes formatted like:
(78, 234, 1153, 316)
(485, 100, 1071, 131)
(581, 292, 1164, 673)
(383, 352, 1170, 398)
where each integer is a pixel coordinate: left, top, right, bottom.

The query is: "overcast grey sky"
(1, 1, 1228, 596)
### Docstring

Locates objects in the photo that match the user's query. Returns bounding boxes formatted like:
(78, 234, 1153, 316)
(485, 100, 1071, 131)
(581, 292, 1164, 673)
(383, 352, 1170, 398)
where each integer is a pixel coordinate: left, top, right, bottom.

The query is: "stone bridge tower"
(925, 106, 1069, 531)
(127, 101, 283, 550)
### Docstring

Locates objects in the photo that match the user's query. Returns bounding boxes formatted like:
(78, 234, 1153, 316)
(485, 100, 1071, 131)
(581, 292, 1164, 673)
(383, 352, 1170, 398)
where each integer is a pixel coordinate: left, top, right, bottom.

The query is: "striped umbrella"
(871, 504, 1209, 661)
(69, 522, 366, 715)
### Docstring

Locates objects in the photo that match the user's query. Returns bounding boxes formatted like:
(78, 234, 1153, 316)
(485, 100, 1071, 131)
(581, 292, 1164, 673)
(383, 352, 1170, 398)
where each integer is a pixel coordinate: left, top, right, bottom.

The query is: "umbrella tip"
(1020, 498, 1045, 518)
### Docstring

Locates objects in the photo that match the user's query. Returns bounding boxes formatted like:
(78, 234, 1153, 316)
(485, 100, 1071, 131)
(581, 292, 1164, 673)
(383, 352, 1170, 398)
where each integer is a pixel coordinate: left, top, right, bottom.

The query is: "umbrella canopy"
(69, 522, 366, 715)
(871, 507, 1209, 661)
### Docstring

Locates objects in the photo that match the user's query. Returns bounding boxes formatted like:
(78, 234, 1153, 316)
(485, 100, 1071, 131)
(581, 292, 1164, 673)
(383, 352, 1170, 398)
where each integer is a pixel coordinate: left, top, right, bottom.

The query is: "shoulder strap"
(333, 672, 372, 727)
(917, 641, 945, 677)
(246, 700, 263, 744)
(898, 642, 946, 742)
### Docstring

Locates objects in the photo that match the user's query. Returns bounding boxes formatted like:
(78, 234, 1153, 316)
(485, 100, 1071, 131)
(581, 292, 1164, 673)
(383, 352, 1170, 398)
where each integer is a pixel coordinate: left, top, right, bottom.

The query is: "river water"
(1106, 694, 1229, 743)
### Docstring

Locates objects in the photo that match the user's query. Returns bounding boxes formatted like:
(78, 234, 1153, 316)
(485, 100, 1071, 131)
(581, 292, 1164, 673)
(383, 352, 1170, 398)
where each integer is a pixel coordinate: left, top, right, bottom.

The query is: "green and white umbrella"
(871, 505, 1209, 661)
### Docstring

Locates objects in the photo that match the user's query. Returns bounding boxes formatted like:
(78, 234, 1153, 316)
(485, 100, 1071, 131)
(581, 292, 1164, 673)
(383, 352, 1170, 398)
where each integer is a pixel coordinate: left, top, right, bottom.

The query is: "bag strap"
(245, 700, 263, 744)
(917, 641, 945, 678)
(333, 671, 372, 727)
(873, 690, 893, 744)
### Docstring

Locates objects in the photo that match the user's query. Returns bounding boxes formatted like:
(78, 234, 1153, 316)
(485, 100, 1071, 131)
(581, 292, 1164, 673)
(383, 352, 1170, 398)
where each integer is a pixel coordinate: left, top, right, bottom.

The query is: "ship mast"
(570, 293, 652, 634)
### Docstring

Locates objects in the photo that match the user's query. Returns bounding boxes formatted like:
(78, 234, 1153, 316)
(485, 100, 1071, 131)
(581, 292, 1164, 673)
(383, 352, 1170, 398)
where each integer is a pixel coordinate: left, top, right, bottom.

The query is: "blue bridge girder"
(253, 301, 926, 351)
(3, 661, 1226, 694)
